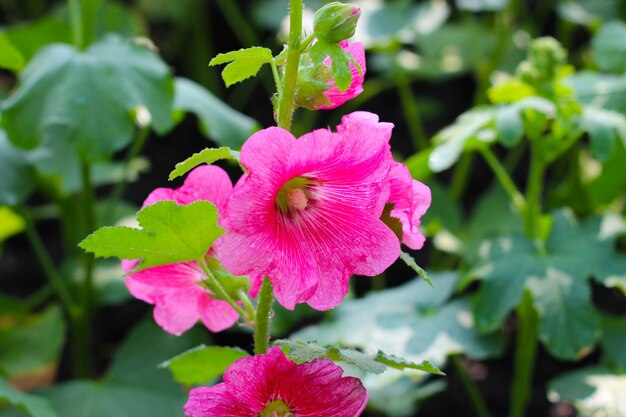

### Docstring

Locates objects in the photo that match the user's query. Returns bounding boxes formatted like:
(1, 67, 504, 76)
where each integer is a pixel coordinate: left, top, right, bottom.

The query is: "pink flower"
(219, 112, 400, 311)
(184, 346, 368, 417)
(317, 41, 366, 110)
(123, 165, 242, 335)
(387, 163, 431, 250)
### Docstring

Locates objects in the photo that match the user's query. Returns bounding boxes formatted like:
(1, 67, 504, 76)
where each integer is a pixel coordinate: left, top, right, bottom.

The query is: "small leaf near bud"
(313, 2, 361, 44)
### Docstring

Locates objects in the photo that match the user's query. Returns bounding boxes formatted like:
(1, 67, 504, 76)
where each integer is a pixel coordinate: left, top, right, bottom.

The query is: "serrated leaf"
(159, 345, 248, 385)
(472, 210, 626, 359)
(548, 366, 626, 417)
(169, 147, 240, 181)
(79, 200, 223, 270)
(275, 340, 444, 376)
(209, 47, 274, 87)
(0, 378, 59, 417)
(566, 71, 626, 113)
(173, 77, 258, 149)
(592, 20, 626, 73)
(581, 106, 626, 160)
(495, 105, 524, 147)
(295, 272, 504, 370)
(309, 39, 354, 92)
(1, 36, 174, 159)
(0, 132, 36, 206)
(399, 251, 433, 287)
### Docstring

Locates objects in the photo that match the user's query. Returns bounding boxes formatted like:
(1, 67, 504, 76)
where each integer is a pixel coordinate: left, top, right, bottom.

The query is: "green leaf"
(495, 105, 524, 147)
(581, 106, 626, 160)
(456, 0, 509, 11)
(0, 306, 66, 383)
(159, 345, 248, 385)
(557, 0, 623, 27)
(428, 108, 494, 172)
(404, 148, 434, 182)
(1, 18, 72, 63)
(592, 20, 626, 73)
(0, 378, 58, 417)
(548, 366, 626, 416)
(566, 71, 626, 113)
(600, 315, 626, 371)
(209, 47, 274, 87)
(173, 78, 258, 149)
(295, 272, 504, 370)
(0, 34, 25, 71)
(0, 131, 36, 206)
(0, 207, 25, 242)
(1, 36, 174, 159)
(309, 39, 354, 92)
(399, 251, 433, 287)
(275, 340, 444, 376)
(472, 211, 626, 359)
(79, 200, 224, 270)
(588, 140, 626, 208)
(169, 147, 240, 181)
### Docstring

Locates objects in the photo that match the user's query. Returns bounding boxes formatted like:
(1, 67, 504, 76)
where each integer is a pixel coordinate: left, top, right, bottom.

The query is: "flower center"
(276, 176, 313, 213)
(259, 400, 294, 417)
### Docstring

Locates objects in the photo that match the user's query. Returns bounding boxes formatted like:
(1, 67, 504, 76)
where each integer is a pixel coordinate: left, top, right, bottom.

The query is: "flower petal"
(185, 384, 252, 417)
(198, 296, 240, 332)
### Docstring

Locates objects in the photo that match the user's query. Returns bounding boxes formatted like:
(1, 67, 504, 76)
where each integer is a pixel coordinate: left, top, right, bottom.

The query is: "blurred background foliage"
(1, 0, 626, 416)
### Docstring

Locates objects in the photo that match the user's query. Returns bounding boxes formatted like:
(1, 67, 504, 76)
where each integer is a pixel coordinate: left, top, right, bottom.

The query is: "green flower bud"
(313, 2, 361, 44)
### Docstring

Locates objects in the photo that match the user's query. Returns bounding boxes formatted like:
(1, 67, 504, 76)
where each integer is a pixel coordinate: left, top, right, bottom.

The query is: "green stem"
(479, 146, 526, 213)
(20, 207, 76, 315)
(523, 144, 545, 240)
(509, 291, 539, 417)
(276, 0, 303, 130)
(394, 69, 427, 150)
(67, 0, 83, 48)
(270, 60, 283, 98)
(104, 127, 150, 224)
(68, 0, 98, 49)
(24, 284, 55, 311)
(451, 354, 492, 417)
(450, 152, 475, 200)
(199, 258, 247, 318)
(254, 277, 274, 355)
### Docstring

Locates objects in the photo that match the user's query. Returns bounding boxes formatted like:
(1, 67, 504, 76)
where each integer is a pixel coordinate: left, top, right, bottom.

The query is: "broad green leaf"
(79, 200, 224, 270)
(309, 40, 353, 92)
(169, 147, 240, 181)
(581, 106, 626, 160)
(1, 320, 205, 417)
(600, 315, 626, 371)
(488, 79, 535, 104)
(209, 47, 274, 87)
(548, 366, 626, 417)
(588, 140, 626, 208)
(399, 251, 433, 287)
(495, 105, 524, 147)
(456, 0, 509, 11)
(2, 18, 71, 63)
(93, 2, 147, 39)
(558, 0, 623, 26)
(0, 379, 58, 417)
(592, 20, 626, 73)
(472, 211, 626, 359)
(0, 34, 25, 71)
(428, 108, 494, 172)
(160, 345, 248, 385)
(0, 132, 36, 206)
(0, 306, 66, 385)
(1, 36, 174, 159)
(0, 207, 25, 242)
(566, 71, 626, 113)
(275, 340, 444, 376)
(173, 78, 258, 149)
(295, 272, 504, 369)
(404, 148, 434, 182)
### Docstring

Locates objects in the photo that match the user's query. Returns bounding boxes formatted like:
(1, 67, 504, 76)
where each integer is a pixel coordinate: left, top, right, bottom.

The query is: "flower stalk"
(276, 0, 303, 130)
(254, 277, 274, 355)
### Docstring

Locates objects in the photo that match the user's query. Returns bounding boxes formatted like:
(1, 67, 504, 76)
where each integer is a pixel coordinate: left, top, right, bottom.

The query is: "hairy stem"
(523, 144, 545, 240)
(479, 146, 526, 213)
(451, 354, 492, 417)
(199, 258, 247, 318)
(254, 277, 274, 355)
(394, 69, 427, 150)
(276, 0, 303, 130)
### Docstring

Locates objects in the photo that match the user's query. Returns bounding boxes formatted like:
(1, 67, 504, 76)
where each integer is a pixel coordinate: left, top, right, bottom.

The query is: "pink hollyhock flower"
(317, 40, 366, 110)
(123, 165, 242, 335)
(184, 346, 367, 417)
(386, 163, 431, 250)
(219, 112, 400, 311)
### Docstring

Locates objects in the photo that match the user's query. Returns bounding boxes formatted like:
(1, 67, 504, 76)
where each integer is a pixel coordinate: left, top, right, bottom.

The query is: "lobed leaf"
(160, 345, 249, 385)
(0, 379, 59, 417)
(209, 47, 274, 87)
(79, 201, 223, 270)
(399, 251, 434, 287)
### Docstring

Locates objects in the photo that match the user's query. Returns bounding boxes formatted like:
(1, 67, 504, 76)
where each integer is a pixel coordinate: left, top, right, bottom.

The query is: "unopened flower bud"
(313, 2, 361, 44)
